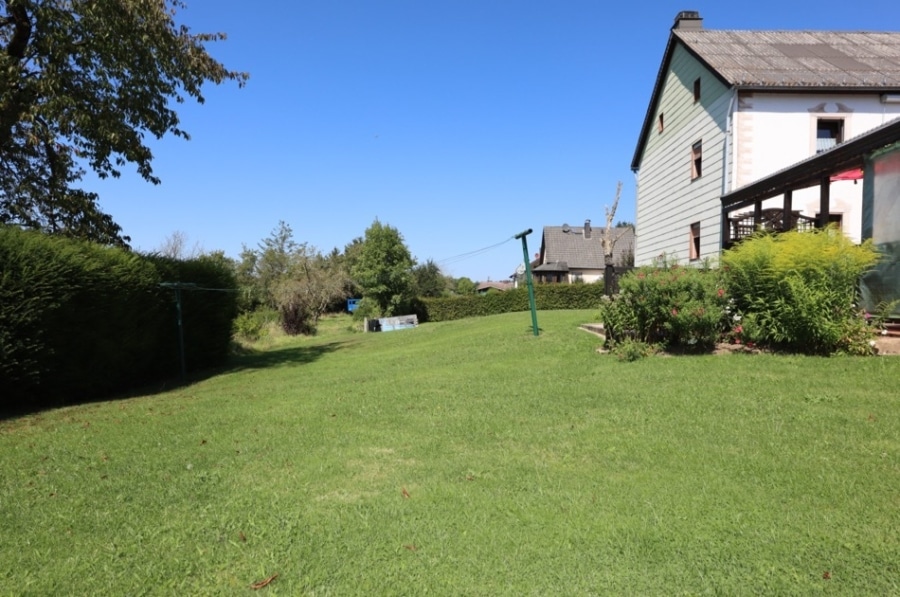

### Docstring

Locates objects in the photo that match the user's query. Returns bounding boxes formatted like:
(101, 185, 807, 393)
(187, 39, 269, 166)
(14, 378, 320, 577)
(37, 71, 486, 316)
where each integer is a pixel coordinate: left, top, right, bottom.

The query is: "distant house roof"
(632, 14, 900, 171)
(533, 261, 568, 273)
(476, 281, 513, 292)
(539, 225, 635, 270)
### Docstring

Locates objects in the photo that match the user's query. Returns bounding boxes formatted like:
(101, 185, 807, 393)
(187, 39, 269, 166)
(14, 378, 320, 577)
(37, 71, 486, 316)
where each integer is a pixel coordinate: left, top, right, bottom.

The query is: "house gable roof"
(540, 225, 635, 270)
(632, 25, 900, 171)
(676, 30, 900, 89)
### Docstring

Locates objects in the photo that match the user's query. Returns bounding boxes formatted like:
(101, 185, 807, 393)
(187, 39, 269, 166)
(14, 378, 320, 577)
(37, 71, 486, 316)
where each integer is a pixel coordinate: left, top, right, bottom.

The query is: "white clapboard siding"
(635, 44, 732, 264)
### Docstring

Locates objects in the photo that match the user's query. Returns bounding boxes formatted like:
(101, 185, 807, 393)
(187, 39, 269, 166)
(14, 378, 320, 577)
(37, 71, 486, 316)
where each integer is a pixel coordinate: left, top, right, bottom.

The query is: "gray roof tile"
(539, 225, 635, 269)
(676, 29, 900, 88)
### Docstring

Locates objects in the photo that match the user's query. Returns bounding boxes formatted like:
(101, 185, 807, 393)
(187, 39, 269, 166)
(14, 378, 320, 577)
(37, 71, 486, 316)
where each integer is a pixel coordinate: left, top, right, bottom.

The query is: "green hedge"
(417, 283, 607, 322)
(1, 227, 237, 412)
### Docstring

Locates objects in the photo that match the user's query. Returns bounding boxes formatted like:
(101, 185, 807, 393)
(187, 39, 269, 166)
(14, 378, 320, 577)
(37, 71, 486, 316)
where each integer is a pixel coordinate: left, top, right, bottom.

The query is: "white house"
(630, 11, 900, 265)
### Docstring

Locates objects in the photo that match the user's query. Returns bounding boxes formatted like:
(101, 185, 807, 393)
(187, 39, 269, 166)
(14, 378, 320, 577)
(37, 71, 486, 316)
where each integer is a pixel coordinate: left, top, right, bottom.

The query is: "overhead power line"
(435, 237, 515, 267)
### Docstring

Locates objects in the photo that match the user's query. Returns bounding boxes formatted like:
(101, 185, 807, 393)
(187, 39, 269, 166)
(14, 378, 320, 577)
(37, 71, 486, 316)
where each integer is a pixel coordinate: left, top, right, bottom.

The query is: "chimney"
(583, 219, 592, 239)
(673, 10, 702, 30)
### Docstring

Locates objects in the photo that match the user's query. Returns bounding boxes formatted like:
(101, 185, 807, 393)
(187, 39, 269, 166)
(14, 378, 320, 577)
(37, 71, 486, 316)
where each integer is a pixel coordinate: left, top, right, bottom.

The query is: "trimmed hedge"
(1, 227, 237, 412)
(417, 283, 607, 322)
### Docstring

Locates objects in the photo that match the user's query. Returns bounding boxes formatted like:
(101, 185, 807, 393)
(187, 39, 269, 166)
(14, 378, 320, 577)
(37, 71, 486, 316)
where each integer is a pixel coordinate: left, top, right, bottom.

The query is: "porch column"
(817, 177, 831, 229)
(720, 206, 730, 248)
(782, 190, 793, 231)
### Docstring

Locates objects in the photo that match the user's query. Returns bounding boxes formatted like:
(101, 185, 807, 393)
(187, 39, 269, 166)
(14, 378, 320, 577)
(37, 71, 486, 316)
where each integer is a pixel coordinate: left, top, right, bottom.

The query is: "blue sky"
(86, 0, 899, 282)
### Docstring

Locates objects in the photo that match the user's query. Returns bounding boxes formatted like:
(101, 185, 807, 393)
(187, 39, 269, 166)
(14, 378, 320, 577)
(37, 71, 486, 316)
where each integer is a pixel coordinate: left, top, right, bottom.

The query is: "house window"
(691, 140, 702, 180)
(571, 272, 583, 283)
(816, 119, 844, 153)
(693, 77, 701, 102)
(658, 113, 665, 133)
(689, 222, 701, 261)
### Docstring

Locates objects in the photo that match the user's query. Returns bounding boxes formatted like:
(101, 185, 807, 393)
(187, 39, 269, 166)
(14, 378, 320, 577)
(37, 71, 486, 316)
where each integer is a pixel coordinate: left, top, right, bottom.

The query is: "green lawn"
(2, 310, 899, 595)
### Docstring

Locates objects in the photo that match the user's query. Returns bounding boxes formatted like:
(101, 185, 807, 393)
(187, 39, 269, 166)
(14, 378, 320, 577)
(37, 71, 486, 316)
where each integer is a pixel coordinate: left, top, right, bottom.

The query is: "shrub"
(599, 261, 728, 350)
(1, 227, 237, 412)
(233, 308, 277, 342)
(721, 227, 881, 354)
(608, 338, 656, 362)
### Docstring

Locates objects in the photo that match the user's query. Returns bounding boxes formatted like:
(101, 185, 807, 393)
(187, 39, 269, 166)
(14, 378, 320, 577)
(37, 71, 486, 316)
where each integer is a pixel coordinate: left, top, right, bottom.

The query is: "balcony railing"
(726, 208, 818, 246)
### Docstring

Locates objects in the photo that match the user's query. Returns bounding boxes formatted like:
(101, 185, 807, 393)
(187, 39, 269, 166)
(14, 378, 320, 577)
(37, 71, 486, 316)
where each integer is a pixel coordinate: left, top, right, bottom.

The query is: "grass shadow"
(1, 341, 348, 421)
(225, 340, 346, 372)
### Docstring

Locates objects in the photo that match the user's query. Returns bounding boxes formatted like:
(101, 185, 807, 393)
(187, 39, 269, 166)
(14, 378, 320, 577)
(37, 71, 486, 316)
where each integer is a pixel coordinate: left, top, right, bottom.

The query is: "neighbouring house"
(532, 220, 635, 284)
(476, 281, 514, 294)
(631, 11, 900, 265)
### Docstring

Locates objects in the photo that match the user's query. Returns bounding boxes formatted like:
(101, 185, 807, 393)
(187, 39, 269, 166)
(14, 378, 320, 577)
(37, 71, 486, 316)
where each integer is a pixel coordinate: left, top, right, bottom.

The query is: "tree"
(455, 277, 476, 295)
(0, 1, 248, 244)
(601, 182, 631, 294)
(412, 259, 448, 298)
(155, 230, 202, 259)
(351, 219, 415, 316)
(236, 222, 349, 334)
(273, 248, 348, 335)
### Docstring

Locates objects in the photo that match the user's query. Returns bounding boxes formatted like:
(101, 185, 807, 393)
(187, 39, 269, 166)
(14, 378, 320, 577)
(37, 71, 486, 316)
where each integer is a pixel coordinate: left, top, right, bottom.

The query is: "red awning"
(830, 168, 863, 182)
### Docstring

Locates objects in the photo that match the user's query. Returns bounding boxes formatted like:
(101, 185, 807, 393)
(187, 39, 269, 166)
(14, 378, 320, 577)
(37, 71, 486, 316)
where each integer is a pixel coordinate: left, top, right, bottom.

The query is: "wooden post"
(720, 207, 731, 249)
(818, 177, 831, 228)
(753, 200, 763, 232)
(782, 190, 793, 231)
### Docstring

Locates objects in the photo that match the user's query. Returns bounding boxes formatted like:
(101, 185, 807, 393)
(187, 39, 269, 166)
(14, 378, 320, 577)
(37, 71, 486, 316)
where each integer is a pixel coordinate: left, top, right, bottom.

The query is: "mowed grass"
(1, 310, 899, 595)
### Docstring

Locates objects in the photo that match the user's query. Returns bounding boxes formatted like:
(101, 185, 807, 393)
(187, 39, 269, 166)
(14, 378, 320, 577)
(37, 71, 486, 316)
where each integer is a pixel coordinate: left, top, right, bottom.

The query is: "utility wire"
(435, 237, 515, 267)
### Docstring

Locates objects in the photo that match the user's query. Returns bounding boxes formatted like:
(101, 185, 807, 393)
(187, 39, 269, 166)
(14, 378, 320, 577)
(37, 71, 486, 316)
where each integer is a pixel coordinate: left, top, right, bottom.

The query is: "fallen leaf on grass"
(250, 573, 278, 590)
(401, 487, 410, 499)
(200, 439, 207, 445)
(239, 531, 247, 542)
(404, 544, 418, 551)
(823, 571, 831, 580)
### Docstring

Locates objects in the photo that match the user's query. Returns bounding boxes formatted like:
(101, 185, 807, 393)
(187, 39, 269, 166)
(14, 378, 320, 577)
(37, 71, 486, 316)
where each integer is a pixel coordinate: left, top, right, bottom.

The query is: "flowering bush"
(599, 257, 729, 351)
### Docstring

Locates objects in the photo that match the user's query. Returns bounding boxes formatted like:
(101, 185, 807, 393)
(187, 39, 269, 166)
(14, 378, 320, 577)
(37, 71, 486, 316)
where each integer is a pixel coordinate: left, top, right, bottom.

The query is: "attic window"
(658, 113, 665, 133)
(693, 78, 701, 102)
(816, 118, 844, 153)
(691, 140, 702, 180)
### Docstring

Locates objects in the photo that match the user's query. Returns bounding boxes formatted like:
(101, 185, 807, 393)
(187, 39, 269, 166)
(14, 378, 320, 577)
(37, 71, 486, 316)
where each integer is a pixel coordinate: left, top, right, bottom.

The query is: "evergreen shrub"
(1, 227, 237, 412)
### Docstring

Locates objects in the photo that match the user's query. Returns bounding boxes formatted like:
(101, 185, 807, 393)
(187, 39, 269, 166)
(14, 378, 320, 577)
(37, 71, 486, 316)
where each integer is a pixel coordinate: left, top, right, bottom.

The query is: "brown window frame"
(689, 222, 701, 261)
(691, 140, 702, 180)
